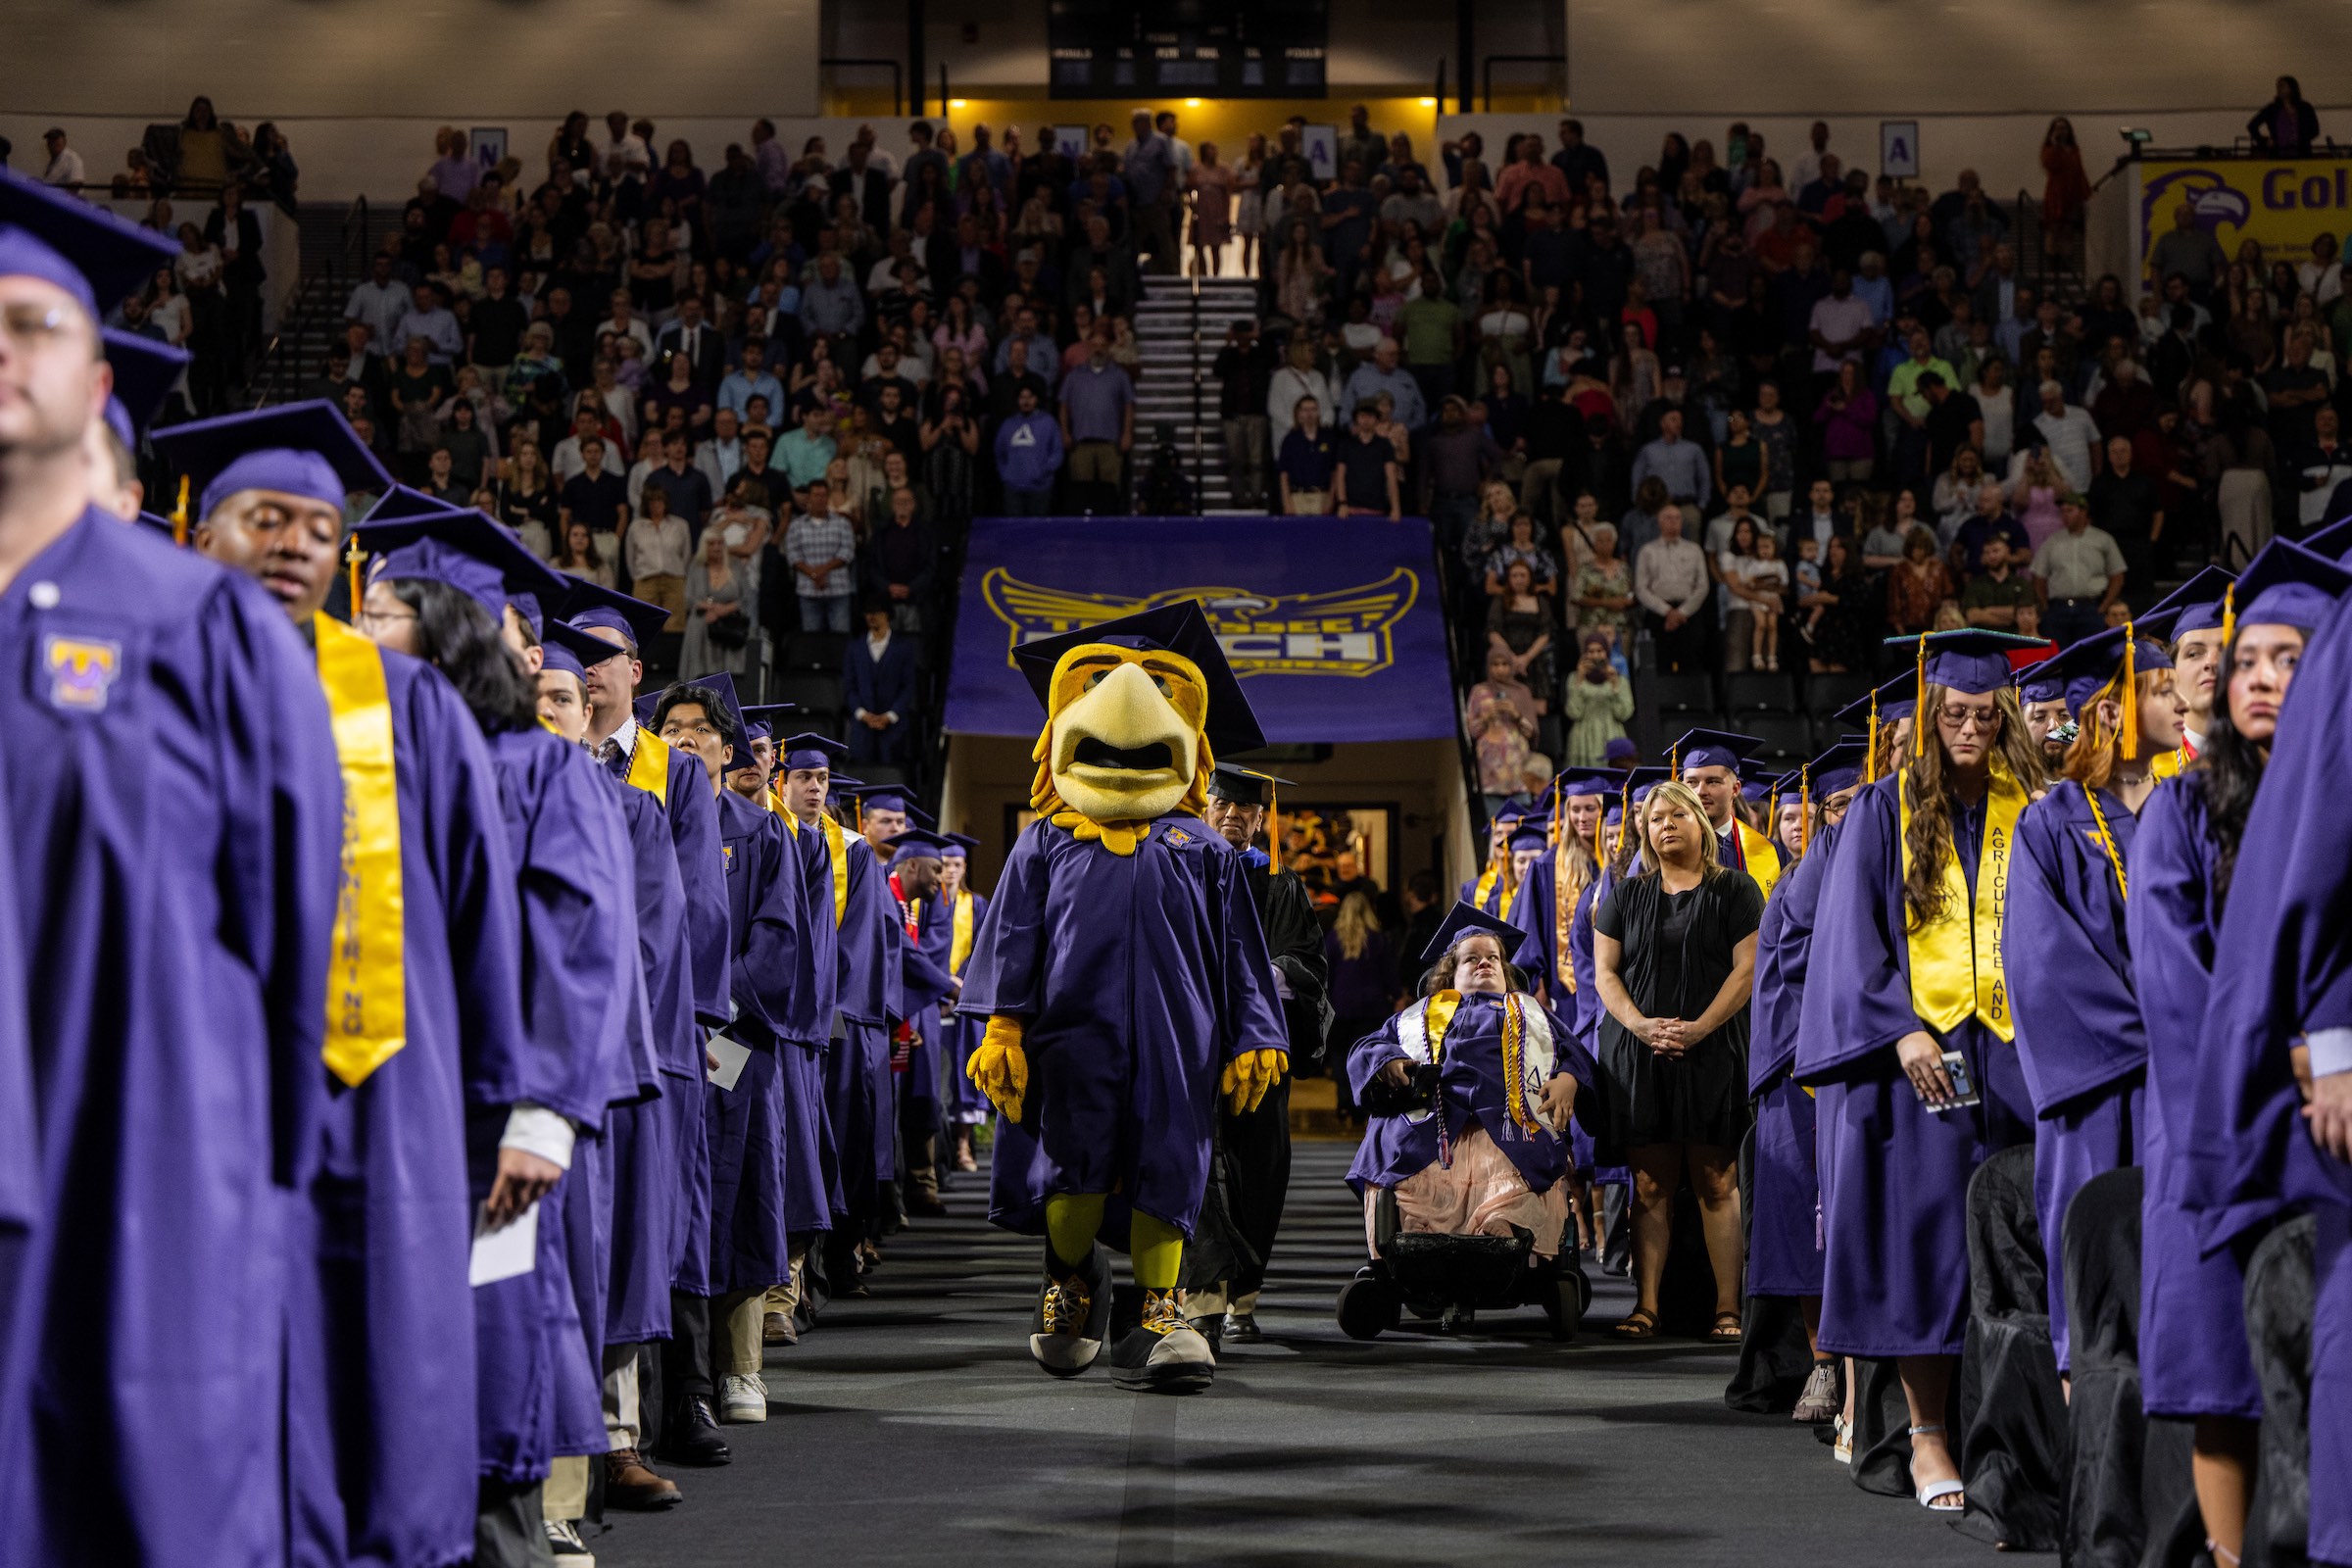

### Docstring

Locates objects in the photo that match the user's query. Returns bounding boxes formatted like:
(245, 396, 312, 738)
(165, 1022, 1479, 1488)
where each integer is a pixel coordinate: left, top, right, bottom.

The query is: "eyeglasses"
(0, 302, 74, 350)
(354, 608, 419, 631)
(1935, 706, 1999, 734)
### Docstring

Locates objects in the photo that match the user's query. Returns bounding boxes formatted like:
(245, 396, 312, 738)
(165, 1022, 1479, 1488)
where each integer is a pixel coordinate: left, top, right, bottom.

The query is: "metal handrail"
(1481, 53, 1565, 112)
(821, 57, 906, 116)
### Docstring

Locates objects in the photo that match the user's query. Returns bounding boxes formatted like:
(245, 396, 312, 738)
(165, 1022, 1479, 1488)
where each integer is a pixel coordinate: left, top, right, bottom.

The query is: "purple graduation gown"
(2124, 780, 2263, 1419)
(0, 511, 342, 1568)
(959, 815, 1289, 1242)
(1798, 777, 2035, 1358)
(1506, 851, 1601, 1176)
(1345, 990, 1596, 1197)
(2007, 781, 2148, 1370)
(776, 813, 845, 1220)
(2189, 599, 2352, 1564)
(829, 838, 905, 1220)
(0, 753, 30, 1493)
(603, 779, 694, 1346)
(478, 727, 635, 1483)
(287, 653, 528, 1568)
(697, 791, 807, 1295)
(896, 876, 958, 1127)
(1747, 829, 1837, 1299)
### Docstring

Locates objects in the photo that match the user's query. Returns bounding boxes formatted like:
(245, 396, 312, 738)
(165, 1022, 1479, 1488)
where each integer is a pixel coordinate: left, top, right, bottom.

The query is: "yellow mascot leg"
(1130, 1212, 1184, 1292)
(1044, 1192, 1106, 1271)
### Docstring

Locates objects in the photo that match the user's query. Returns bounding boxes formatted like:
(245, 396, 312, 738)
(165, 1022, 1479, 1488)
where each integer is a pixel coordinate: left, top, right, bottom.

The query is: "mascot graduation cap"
(958, 601, 1290, 1393)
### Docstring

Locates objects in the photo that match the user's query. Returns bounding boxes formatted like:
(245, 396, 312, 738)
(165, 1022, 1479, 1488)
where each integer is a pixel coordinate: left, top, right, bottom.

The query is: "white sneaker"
(719, 1371, 768, 1423)
(544, 1518, 596, 1567)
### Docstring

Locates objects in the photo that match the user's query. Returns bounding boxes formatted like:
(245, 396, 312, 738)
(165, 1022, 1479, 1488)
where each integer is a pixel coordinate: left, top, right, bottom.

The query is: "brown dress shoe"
(605, 1448, 683, 1510)
(762, 1309, 799, 1346)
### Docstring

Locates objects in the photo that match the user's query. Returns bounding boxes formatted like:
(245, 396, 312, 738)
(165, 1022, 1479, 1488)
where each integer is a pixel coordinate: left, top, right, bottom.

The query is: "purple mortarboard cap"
(2142, 565, 2236, 639)
(354, 505, 565, 624)
(737, 704, 797, 743)
(1507, 823, 1550, 853)
(2231, 538, 2352, 631)
(778, 732, 849, 772)
(2026, 625, 2175, 717)
(0, 169, 181, 319)
(151, 400, 391, 518)
(1886, 629, 2046, 697)
(2014, 651, 2067, 707)
(100, 327, 188, 447)
(1009, 599, 1264, 754)
(882, 827, 956, 861)
(539, 618, 615, 684)
(1602, 735, 1639, 763)
(2300, 513, 2352, 564)
(1835, 670, 1921, 725)
(1787, 739, 1871, 798)
(1419, 900, 1526, 965)
(943, 832, 981, 858)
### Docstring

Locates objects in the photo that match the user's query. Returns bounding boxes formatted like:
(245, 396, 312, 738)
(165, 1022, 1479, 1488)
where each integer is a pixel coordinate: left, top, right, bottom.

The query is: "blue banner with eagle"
(944, 514, 1458, 744)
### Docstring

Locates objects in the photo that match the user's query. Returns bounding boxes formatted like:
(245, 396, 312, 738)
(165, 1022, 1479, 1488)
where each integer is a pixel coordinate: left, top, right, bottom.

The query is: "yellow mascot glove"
(967, 1014, 1030, 1124)
(1220, 1048, 1288, 1115)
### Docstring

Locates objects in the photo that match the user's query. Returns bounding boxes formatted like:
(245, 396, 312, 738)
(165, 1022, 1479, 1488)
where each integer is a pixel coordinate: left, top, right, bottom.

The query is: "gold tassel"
(1547, 778, 1562, 846)
(2220, 583, 2236, 652)
(172, 473, 191, 548)
(1797, 763, 1812, 858)
(1864, 689, 1881, 784)
(1267, 783, 1281, 874)
(2120, 622, 2139, 761)
(344, 534, 366, 617)
(1912, 636, 1929, 759)
(1613, 775, 1632, 860)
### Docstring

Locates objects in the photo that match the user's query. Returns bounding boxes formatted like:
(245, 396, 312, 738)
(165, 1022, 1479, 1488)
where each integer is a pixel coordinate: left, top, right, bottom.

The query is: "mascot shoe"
(1031, 1243, 1114, 1377)
(1111, 1289, 1217, 1394)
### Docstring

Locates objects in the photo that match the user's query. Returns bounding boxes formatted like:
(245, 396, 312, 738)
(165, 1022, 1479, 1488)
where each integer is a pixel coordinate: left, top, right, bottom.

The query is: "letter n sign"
(1881, 121, 1921, 181)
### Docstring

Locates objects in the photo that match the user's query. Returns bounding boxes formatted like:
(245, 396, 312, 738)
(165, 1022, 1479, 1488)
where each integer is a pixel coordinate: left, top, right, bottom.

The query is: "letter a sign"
(1881, 121, 1921, 181)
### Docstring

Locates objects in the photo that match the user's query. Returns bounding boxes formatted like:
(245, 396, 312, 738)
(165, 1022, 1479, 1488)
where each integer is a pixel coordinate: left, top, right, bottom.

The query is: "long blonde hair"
(1900, 684, 2044, 930)
(1334, 891, 1380, 960)
(1637, 780, 1724, 879)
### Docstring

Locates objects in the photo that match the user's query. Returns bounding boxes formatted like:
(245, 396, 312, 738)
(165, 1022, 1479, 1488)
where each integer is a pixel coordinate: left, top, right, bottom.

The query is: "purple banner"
(943, 514, 1458, 744)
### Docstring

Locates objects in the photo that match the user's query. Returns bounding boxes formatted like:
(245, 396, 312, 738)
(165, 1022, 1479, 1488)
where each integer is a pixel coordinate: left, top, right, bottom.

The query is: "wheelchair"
(1335, 1183, 1592, 1342)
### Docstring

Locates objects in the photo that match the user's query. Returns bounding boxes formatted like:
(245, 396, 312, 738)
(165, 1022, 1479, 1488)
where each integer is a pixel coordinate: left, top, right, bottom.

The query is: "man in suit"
(656, 291, 726, 391)
(829, 139, 897, 237)
(843, 600, 918, 764)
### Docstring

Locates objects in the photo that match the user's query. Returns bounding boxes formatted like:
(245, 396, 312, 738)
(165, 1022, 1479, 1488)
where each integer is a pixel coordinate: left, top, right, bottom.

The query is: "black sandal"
(1708, 1311, 1743, 1342)
(1614, 1307, 1659, 1340)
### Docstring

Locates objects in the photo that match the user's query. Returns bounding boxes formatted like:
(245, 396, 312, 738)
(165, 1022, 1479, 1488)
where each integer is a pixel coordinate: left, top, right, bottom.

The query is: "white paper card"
(468, 1200, 539, 1287)
(707, 1031, 752, 1091)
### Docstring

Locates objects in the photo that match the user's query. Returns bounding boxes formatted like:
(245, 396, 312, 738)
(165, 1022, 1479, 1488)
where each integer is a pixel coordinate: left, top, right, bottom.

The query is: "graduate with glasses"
(1800, 629, 2048, 1514)
(0, 169, 345, 1568)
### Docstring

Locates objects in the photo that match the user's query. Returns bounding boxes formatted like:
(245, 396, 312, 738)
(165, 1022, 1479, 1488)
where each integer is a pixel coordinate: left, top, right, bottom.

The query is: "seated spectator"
(844, 600, 918, 764)
(994, 384, 1063, 514)
(862, 486, 936, 632)
(1334, 404, 1401, 519)
(1276, 396, 1337, 514)
(626, 485, 694, 633)
(785, 477, 858, 632)
(1958, 534, 2038, 636)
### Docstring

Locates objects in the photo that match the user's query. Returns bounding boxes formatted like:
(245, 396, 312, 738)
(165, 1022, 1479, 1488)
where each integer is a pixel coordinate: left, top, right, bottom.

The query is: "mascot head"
(1014, 601, 1264, 850)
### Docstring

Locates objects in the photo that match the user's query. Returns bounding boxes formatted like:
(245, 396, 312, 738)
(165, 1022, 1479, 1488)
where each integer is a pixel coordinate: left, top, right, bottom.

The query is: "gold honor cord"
(625, 725, 673, 805)
(317, 612, 408, 1087)
(2083, 784, 2130, 901)
(1898, 762, 2026, 1042)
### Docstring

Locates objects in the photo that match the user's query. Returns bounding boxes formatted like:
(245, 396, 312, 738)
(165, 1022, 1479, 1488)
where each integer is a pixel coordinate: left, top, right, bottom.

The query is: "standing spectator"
(626, 484, 694, 632)
(1959, 534, 2038, 635)
(558, 433, 629, 543)
(1812, 360, 1879, 485)
(552, 517, 615, 588)
(777, 404, 838, 492)
(1466, 647, 1541, 808)
(204, 185, 266, 382)
(2032, 378, 2101, 493)
(861, 486, 936, 631)
(1919, 371, 1984, 480)
(2039, 119, 2092, 267)
(2089, 434, 2165, 592)
(1058, 341, 1136, 507)
(1885, 327, 1958, 483)
(1636, 503, 1711, 672)
(1190, 140, 1238, 278)
(1421, 398, 1504, 540)
(1123, 109, 1180, 275)
(2148, 207, 2227, 301)
(39, 127, 85, 187)
(1632, 409, 1710, 509)
(2033, 493, 2127, 644)
(717, 339, 784, 421)
(1885, 525, 1955, 636)
(843, 602, 918, 764)
(1277, 398, 1338, 514)
(1268, 335, 1335, 445)
(1334, 404, 1401, 519)
(2247, 74, 2321, 153)
(644, 431, 714, 532)
(345, 254, 412, 356)
(1396, 268, 1465, 411)
(1340, 338, 1426, 429)
(1320, 161, 1379, 299)
(1551, 119, 1610, 194)
(994, 385, 1063, 514)
(1488, 561, 1555, 705)
(679, 526, 753, 680)
(1564, 631, 1635, 765)
(1214, 319, 1276, 508)
(785, 477, 858, 631)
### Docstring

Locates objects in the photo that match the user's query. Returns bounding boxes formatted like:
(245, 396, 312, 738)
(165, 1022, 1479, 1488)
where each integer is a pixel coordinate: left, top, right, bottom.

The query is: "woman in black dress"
(1592, 780, 1763, 1340)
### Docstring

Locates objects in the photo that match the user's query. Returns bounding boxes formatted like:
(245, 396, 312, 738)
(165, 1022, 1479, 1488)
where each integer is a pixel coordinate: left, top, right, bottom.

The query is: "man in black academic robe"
(1185, 764, 1332, 1342)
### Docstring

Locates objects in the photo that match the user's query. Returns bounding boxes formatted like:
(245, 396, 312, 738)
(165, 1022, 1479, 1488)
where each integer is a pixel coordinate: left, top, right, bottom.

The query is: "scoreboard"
(1047, 0, 1328, 99)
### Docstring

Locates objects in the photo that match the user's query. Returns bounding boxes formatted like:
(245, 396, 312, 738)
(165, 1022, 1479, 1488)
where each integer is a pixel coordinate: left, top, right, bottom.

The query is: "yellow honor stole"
(625, 724, 672, 804)
(1898, 763, 2026, 1042)
(316, 612, 407, 1088)
(2148, 747, 2185, 781)
(950, 890, 976, 975)
(1472, 860, 1500, 911)
(1735, 819, 1784, 899)
(820, 812, 851, 926)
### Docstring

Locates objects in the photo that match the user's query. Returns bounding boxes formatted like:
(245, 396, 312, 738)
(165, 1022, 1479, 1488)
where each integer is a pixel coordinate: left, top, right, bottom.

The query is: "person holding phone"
(1798, 629, 2049, 1514)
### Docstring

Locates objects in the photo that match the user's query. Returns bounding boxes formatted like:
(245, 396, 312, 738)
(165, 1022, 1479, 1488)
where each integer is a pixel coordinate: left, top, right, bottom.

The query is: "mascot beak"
(1049, 661, 1199, 821)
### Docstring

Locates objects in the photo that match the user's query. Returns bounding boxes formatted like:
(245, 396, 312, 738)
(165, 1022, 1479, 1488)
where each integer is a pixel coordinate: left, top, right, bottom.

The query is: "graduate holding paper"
(1799, 630, 2048, 1515)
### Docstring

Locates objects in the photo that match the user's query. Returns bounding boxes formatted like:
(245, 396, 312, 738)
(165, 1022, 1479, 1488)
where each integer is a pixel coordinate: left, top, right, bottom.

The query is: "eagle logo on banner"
(982, 567, 1421, 678)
